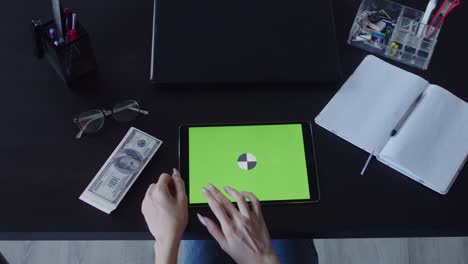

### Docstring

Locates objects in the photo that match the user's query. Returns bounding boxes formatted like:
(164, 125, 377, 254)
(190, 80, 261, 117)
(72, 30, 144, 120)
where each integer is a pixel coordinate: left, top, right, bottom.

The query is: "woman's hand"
(141, 169, 188, 264)
(197, 184, 280, 264)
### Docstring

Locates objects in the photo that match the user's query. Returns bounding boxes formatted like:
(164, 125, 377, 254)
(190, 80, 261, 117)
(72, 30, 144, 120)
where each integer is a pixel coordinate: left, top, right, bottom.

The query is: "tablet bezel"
(179, 121, 320, 207)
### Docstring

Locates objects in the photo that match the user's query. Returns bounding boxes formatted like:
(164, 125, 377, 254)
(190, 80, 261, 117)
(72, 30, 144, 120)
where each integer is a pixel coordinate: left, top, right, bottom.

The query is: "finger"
(155, 173, 172, 194)
(198, 214, 226, 248)
(224, 186, 250, 217)
(242, 192, 262, 216)
(172, 168, 183, 185)
(202, 187, 231, 228)
(141, 184, 155, 214)
(150, 174, 174, 204)
(144, 183, 155, 198)
(207, 184, 238, 217)
(144, 183, 157, 204)
(172, 168, 186, 200)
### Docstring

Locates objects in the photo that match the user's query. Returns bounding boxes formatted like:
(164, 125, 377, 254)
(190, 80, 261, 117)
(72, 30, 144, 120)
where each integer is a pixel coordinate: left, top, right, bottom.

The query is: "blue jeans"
(182, 239, 318, 264)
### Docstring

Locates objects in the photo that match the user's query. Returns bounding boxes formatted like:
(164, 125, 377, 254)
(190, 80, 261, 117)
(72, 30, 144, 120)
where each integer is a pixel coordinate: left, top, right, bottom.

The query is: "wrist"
(154, 235, 181, 252)
(155, 231, 183, 246)
(154, 238, 181, 264)
(260, 252, 280, 264)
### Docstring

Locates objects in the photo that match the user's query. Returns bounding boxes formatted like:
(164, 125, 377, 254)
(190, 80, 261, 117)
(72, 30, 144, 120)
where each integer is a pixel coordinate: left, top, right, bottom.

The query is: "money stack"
(80, 127, 162, 214)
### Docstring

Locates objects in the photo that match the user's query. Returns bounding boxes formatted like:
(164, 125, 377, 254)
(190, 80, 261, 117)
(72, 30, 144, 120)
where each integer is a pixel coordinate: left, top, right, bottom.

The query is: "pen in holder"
(33, 19, 97, 86)
(348, 0, 442, 70)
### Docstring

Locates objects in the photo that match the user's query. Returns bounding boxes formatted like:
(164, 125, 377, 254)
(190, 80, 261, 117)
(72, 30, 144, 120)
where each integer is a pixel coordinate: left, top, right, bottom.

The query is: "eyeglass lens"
(76, 110, 105, 133)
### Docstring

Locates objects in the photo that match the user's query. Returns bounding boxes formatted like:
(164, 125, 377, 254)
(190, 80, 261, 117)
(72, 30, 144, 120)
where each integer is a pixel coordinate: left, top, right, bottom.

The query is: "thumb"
(172, 168, 186, 200)
(156, 173, 172, 195)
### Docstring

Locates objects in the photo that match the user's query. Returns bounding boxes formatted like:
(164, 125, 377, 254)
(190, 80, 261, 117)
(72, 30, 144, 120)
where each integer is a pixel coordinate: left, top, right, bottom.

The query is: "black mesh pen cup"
(40, 20, 97, 86)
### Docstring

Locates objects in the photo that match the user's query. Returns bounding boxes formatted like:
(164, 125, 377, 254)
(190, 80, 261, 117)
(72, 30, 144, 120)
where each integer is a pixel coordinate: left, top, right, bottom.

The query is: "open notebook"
(315, 56, 468, 194)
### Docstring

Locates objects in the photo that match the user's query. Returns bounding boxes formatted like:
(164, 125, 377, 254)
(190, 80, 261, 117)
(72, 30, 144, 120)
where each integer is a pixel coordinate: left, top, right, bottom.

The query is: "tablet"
(179, 122, 320, 206)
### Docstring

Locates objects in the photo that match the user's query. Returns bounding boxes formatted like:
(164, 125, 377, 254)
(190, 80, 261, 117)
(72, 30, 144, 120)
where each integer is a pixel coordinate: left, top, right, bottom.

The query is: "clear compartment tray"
(348, 0, 441, 70)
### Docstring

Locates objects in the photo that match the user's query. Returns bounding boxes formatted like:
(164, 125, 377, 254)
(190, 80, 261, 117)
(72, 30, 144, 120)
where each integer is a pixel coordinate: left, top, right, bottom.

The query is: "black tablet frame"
(179, 121, 320, 207)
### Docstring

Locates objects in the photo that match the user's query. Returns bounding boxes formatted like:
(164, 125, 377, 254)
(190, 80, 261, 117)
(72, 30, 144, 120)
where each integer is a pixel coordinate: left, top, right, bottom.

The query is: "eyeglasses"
(73, 100, 149, 139)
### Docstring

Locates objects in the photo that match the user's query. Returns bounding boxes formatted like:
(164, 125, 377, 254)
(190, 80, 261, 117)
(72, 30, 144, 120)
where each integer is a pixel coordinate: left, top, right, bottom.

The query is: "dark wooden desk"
(1, 0, 467, 240)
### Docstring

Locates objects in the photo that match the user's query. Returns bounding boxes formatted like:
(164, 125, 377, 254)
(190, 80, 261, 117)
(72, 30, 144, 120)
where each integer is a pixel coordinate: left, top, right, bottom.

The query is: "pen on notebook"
(391, 93, 424, 137)
(417, 0, 438, 37)
(360, 151, 374, 176)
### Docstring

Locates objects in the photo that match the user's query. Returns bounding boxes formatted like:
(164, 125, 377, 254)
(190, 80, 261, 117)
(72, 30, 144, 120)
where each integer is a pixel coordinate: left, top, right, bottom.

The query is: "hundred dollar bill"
(79, 127, 162, 214)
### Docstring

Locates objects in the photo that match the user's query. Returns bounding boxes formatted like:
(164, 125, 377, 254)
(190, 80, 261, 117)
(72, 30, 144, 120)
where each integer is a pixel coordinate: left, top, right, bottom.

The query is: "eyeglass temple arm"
(112, 106, 149, 115)
(138, 109, 149, 115)
(75, 129, 84, 139)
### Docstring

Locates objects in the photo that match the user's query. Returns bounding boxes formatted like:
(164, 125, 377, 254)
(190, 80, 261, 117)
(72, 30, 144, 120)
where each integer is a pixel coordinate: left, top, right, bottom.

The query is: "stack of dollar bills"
(80, 127, 162, 214)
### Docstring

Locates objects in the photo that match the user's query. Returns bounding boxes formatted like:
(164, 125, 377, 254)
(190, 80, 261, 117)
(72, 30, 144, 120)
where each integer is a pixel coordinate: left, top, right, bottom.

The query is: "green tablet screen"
(188, 124, 311, 204)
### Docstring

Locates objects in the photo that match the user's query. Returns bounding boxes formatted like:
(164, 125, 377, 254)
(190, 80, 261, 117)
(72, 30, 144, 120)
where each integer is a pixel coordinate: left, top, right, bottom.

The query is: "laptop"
(150, 0, 341, 85)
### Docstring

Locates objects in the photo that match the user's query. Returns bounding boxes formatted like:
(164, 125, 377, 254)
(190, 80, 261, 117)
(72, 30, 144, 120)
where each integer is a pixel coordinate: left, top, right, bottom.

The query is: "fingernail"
(173, 168, 181, 178)
(197, 213, 207, 226)
(223, 186, 231, 192)
(208, 183, 215, 190)
(202, 187, 208, 193)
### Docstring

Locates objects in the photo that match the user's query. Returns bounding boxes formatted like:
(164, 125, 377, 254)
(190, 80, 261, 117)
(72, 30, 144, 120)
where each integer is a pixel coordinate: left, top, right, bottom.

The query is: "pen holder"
(348, 0, 441, 70)
(40, 20, 97, 86)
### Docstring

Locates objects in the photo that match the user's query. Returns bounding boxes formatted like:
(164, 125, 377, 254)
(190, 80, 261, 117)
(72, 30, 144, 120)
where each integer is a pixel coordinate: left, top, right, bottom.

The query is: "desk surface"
(1, 0, 467, 240)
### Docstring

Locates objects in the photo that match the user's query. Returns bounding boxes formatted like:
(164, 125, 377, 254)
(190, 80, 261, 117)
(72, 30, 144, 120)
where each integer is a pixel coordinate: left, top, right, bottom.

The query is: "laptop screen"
(151, 0, 341, 84)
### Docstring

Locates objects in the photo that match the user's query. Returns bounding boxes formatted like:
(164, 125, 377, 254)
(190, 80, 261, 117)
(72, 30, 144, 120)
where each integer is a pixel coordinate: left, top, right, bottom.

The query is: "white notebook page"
(379, 85, 468, 194)
(315, 56, 428, 153)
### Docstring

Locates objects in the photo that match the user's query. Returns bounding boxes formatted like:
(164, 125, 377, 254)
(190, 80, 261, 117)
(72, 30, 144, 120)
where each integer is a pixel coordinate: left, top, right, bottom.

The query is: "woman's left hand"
(141, 169, 188, 244)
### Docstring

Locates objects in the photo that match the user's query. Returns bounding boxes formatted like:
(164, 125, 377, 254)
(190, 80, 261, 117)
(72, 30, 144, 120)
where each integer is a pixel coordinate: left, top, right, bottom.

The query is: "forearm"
(154, 238, 181, 264)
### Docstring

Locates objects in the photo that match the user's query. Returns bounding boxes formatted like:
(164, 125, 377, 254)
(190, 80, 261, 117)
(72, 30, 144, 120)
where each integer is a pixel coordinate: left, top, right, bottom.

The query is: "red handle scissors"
(426, 0, 460, 39)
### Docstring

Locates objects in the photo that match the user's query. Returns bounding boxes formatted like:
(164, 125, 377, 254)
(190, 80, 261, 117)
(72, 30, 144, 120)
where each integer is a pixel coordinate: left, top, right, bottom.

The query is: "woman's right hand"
(197, 184, 280, 264)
